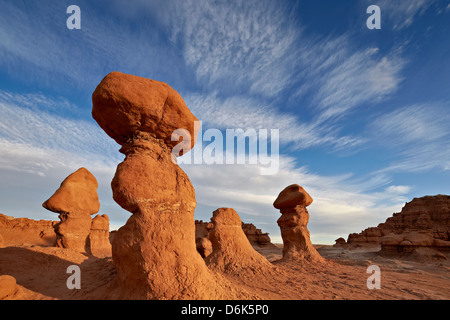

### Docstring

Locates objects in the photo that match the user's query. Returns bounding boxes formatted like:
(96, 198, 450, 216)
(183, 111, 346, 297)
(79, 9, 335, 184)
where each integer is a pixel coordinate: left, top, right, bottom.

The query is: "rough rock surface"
(42, 167, 100, 253)
(0, 213, 57, 247)
(0, 275, 17, 299)
(89, 214, 112, 258)
(346, 195, 450, 255)
(92, 72, 243, 299)
(205, 208, 276, 275)
(274, 184, 324, 262)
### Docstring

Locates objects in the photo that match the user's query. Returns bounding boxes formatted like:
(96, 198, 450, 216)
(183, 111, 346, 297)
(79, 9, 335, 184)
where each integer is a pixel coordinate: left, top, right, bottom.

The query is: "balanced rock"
(89, 214, 112, 258)
(206, 208, 276, 275)
(42, 167, 100, 253)
(273, 184, 324, 262)
(92, 72, 231, 299)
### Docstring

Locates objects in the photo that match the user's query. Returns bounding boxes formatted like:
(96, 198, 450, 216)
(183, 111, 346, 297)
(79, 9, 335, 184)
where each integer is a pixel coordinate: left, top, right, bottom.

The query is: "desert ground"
(1, 242, 448, 300)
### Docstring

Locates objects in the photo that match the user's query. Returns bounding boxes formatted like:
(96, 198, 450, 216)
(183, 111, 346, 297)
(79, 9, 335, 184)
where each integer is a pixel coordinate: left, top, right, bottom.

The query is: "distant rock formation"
(205, 208, 276, 275)
(334, 237, 346, 247)
(345, 195, 450, 256)
(242, 223, 275, 247)
(89, 214, 112, 258)
(92, 71, 238, 299)
(273, 184, 324, 262)
(194, 219, 276, 255)
(194, 220, 213, 258)
(0, 213, 57, 247)
(42, 167, 100, 253)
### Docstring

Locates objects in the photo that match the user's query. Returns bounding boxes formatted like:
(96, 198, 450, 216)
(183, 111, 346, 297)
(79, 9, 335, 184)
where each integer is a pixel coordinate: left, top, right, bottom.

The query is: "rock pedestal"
(273, 184, 323, 262)
(89, 214, 112, 258)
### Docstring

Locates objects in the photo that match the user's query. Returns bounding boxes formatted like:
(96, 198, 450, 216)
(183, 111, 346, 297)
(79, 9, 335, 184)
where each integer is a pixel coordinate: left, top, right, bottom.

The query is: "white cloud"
(385, 185, 411, 194)
(375, 0, 436, 30)
(168, 0, 301, 97)
(296, 36, 406, 122)
(370, 103, 450, 172)
(185, 92, 365, 151)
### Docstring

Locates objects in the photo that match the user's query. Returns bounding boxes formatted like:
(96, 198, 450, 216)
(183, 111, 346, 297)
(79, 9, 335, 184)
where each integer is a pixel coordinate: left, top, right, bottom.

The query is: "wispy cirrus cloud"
(169, 0, 301, 98)
(166, 0, 407, 155)
(374, 0, 436, 30)
(370, 102, 450, 172)
(293, 35, 407, 122)
(185, 92, 365, 151)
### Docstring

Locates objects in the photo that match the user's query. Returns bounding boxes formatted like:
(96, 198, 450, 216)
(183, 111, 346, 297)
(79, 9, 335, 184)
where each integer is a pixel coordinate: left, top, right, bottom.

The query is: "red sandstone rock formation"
(42, 167, 100, 253)
(273, 184, 324, 262)
(346, 195, 450, 255)
(92, 71, 238, 299)
(205, 208, 276, 275)
(194, 219, 276, 255)
(89, 214, 112, 258)
(0, 213, 57, 247)
(242, 223, 275, 247)
(0, 275, 17, 299)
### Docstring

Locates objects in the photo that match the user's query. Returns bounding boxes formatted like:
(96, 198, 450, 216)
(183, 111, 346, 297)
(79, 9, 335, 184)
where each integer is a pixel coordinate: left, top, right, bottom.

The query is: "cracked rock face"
(274, 184, 324, 262)
(92, 72, 230, 299)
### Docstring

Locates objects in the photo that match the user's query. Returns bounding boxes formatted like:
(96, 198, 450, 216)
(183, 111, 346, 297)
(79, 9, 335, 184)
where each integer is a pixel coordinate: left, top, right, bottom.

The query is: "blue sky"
(0, 0, 449, 244)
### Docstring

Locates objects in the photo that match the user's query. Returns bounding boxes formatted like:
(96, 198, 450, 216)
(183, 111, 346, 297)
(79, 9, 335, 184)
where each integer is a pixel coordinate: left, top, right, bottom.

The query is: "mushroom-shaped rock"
(92, 72, 241, 299)
(206, 208, 277, 276)
(42, 167, 99, 253)
(43, 167, 100, 215)
(89, 214, 112, 258)
(273, 185, 324, 262)
(273, 184, 313, 209)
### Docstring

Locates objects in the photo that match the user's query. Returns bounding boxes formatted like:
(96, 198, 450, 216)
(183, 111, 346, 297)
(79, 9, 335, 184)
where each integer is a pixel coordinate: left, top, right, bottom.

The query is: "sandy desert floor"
(0, 244, 449, 300)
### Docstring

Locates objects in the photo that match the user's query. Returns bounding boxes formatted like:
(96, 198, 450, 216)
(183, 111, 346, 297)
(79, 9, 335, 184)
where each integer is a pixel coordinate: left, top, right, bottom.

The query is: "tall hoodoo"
(273, 184, 324, 262)
(92, 71, 230, 299)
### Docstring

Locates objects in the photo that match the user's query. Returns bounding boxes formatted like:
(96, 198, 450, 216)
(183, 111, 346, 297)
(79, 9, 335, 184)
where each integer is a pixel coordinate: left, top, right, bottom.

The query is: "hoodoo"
(42, 167, 100, 253)
(273, 184, 324, 262)
(92, 71, 243, 299)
